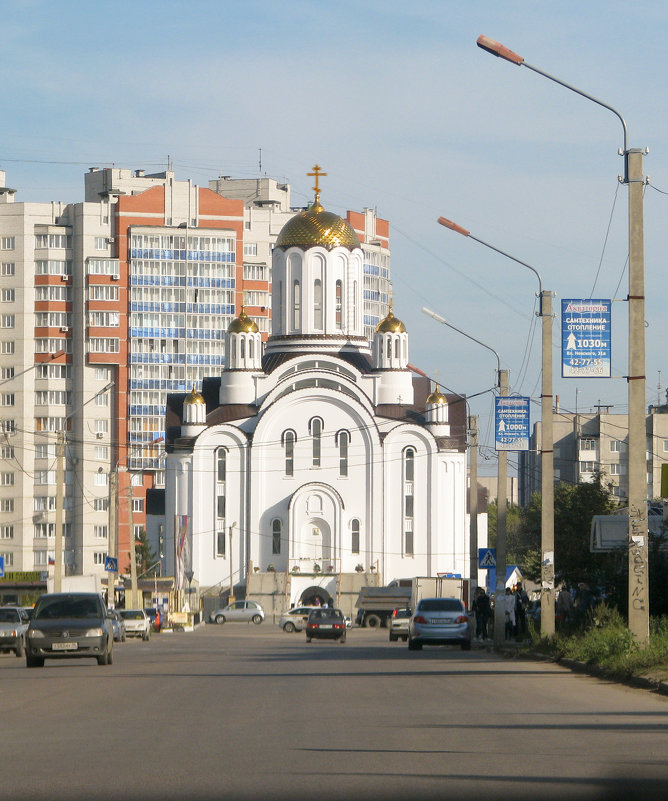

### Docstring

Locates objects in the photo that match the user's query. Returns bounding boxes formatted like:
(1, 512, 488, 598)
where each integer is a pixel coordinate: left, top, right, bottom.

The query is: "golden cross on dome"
(307, 164, 327, 204)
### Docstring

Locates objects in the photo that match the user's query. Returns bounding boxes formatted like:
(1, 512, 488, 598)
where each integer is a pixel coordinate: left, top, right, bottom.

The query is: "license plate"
(319, 624, 332, 629)
(430, 618, 449, 625)
(52, 642, 78, 651)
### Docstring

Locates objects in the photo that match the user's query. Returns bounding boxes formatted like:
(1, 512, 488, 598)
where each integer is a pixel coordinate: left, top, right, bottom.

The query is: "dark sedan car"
(305, 608, 347, 643)
(26, 592, 114, 667)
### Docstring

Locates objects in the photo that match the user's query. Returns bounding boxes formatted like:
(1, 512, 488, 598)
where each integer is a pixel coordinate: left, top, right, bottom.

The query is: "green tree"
(134, 528, 157, 576)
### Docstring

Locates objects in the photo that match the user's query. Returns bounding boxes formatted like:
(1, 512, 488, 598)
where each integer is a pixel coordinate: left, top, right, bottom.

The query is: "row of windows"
(131, 260, 235, 278)
(35, 312, 71, 327)
(131, 233, 235, 252)
(89, 285, 118, 301)
(35, 234, 71, 249)
(36, 286, 71, 302)
(89, 311, 120, 327)
(36, 260, 72, 276)
(243, 263, 270, 281)
(35, 390, 72, 405)
(87, 258, 120, 276)
(131, 275, 235, 289)
(35, 338, 72, 354)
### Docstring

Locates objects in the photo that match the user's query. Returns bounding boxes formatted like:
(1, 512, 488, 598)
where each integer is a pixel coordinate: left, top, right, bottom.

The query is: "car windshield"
(395, 608, 411, 618)
(119, 610, 144, 620)
(34, 596, 102, 620)
(309, 609, 343, 621)
(419, 599, 464, 613)
(0, 609, 20, 622)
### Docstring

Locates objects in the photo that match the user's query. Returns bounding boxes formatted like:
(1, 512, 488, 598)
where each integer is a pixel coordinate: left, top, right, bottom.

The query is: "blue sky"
(3, 0, 668, 473)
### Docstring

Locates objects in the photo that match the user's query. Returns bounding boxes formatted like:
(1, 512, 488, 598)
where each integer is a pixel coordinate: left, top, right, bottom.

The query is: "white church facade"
(163, 176, 468, 609)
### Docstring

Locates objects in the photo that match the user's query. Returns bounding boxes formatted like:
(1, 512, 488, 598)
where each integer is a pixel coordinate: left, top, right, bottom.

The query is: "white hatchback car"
(118, 609, 151, 641)
(279, 606, 319, 633)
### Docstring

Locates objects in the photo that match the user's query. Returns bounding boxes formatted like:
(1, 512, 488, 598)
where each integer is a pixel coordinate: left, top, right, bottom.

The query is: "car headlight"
(28, 629, 45, 638)
(84, 627, 104, 637)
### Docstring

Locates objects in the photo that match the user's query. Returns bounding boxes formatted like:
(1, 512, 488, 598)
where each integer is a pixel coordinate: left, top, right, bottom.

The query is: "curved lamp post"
(477, 35, 648, 644)
(437, 218, 555, 635)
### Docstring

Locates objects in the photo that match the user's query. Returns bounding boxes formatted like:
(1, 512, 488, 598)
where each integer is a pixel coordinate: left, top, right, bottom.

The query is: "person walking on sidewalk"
(472, 587, 492, 641)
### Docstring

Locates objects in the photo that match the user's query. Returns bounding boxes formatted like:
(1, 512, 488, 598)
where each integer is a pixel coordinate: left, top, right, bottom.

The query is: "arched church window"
(293, 280, 301, 329)
(240, 338, 245, 359)
(351, 518, 360, 554)
(404, 447, 415, 482)
(314, 279, 323, 330)
(216, 448, 227, 483)
(394, 338, 399, 359)
(282, 430, 296, 477)
(272, 519, 281, 554)
(335, 280, 342, 330)
(336, 430, 350, 477)
(249, 339, 254, 359)
(278, 281, 284, 331)
(309, 417, 322, 467)
(386, 338, 391, 359)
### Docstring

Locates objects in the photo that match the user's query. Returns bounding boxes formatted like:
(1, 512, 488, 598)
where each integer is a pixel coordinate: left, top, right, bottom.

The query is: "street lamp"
(477, 35, 648, 644)
(436, 218, 556, 636)
(422, 307, 509, 649)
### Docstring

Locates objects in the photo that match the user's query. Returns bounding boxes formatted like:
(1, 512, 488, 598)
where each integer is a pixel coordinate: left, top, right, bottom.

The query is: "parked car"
(210, 600, 264, 625)
(305, 608, 347, 643)
(118, 609, 151, 640)
(408, 597, 472, 651)
(0, 606, 30, 657)
(144, 607, 162, 632)
(25, 592, 114, 667)
(108, 609, 126, 642)
(389, 607, 411, 642)
(279, 606, 318, 632)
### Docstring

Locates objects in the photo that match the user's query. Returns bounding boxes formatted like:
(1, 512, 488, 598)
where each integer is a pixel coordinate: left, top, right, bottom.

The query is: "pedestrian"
(514, 581, 528, 639)
(556, 587, 573, 627)
(472, 587, 492, 640)
(503, 587, 515, 640)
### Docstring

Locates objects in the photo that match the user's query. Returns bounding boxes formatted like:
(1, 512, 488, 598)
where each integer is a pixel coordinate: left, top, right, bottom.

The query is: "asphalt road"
(2, 624, 667, 801)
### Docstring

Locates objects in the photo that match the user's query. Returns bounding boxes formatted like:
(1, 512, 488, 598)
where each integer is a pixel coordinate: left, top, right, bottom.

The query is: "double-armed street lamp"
(422, 307, 510, 649)
(477, 35, 648, 643)
(436, 218, 556, 636)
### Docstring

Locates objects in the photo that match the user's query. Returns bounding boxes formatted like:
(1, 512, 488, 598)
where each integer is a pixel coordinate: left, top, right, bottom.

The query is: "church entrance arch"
(299, 585, 333, 607)
(288, 483, 344, 565)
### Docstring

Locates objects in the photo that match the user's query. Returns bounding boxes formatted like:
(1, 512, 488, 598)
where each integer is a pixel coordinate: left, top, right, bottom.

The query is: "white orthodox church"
(164, 180, 468, 610)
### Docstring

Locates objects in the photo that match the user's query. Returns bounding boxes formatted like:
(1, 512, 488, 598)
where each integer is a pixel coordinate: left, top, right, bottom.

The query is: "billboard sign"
(561, 299, 611, 378)
(495, 396, 530, 451)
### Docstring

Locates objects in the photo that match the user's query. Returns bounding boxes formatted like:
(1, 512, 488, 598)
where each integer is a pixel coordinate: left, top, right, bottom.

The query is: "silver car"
(118, 609, 151, 640)
(279, 606, 319, 633)
(408, 597, 472, 651)
(210, 600, 264, 625)
(0, 607, 30, 657)
(388, 607, 411, 642)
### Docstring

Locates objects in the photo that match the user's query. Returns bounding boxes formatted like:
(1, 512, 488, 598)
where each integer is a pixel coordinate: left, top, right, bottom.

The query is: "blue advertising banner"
(561, 299, 611, 378)
(495, 396, 530, 451)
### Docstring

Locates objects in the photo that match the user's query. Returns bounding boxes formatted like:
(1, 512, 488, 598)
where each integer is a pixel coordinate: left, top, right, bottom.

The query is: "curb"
(557, 656, 668, 696)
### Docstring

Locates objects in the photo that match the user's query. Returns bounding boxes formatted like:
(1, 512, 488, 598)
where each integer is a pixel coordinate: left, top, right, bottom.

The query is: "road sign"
(495, 396, 530, 451)
(561, 299, 611, 378)
(0, 555, 4, 578)
(478, 548, 496, 568)
(104, 556, 118, 572)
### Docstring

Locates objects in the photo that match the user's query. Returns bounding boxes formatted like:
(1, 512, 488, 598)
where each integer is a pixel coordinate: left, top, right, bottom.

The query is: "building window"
(0, 341, 14, 355)
(405, 495, 414, 518)
(1, 237, 15, 250)
(0, 472, 15, 486)
(0, 289, 14, 302)
(95, 420, 109, 434)
(335, 280, 342, 330)
(293, 280, 301, 329)
(0, 263, 15, 275)
(217, 448, 226, 482)
(310, 417, 322, 467)
(216, 531, 226, 557)
(95, 237, 109, 250)
(94, 446, 109, 461)
(0, 394, 14, 406)
(351, 519, 360, 554)
(272, 519, 281, 554)
(93, 498, 108, 511)
(609, 463, 626, 475)
(283, 430, 295, 477)
(243, 242, 258, 257)
(132, 498, 144, 513)
(93, 552, 107, 565)
(217, 495, 226, 519)
(580, 461, 596, 473)
(88, 338, 120, 353)
(0, 525, 14, 539)
(94, 472, 108, 486)
(313, 279, 323, 329)
(337, 430, 349, 477)
(0, 315, 15, 328)
(405, 528, 414, 556)
(580, 438, 596, 450)
(0, 499, 14, 512)
(34, 550, 48, 566)
(405, 448, 415, 482)
(94, 525, 108, 539)
(610, 440, 627, 452)
(1, 552, 14, 567)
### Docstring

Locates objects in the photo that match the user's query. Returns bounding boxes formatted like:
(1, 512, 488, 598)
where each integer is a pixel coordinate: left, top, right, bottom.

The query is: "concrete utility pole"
(493, 369, 509, 649)
(228, 522, 236, 603)
(468, 415, 479, 599)
(54, 431, 65, 593)
(476, 34, 648, 644)
(626, 148, 648, 642)
(128, 483, 138, 608)
(108, 471, 117, 607)
(540, 290, 556, 636)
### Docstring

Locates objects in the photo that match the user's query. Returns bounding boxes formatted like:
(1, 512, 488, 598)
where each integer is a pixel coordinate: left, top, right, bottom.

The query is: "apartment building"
(518, 401, 668, 505)
(0, 166, 393, 597)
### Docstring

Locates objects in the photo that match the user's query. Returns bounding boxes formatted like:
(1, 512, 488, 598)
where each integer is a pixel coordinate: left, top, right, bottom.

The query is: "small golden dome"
(228, 308, 259, 334)
(184, 386, 205, 405)
(426, 387, 448, 405)
(376, 307, 406, 334)
(275, 200, 361, 251)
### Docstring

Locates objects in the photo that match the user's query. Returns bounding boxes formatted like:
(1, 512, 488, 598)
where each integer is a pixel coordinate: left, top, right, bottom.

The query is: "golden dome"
(184, 386, 205, 405)
(376, 306, 406, 334)
(426, 387, 448, 405)
(228, 308, 259, 334)
(275, 200, 361, 251)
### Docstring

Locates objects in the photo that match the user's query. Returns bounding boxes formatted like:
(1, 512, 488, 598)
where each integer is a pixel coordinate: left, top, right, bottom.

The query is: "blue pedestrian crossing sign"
(104, 556, 118, 572)
(0, 554, 4, 577)
(478, 548, 496, 569)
